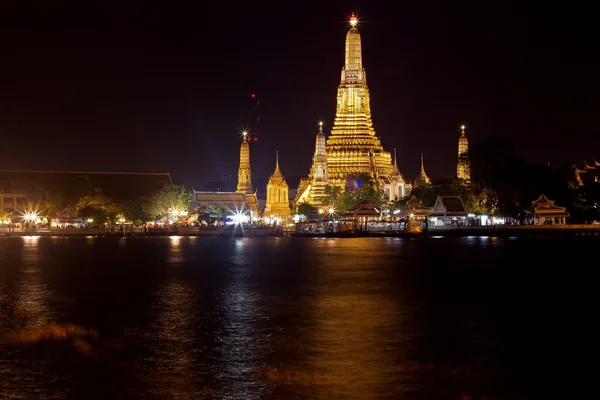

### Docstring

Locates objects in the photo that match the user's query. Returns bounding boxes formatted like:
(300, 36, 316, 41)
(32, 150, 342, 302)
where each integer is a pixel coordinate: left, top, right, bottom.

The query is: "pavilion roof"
(429, 195, 468, 216)
(192, 191, 259, 215)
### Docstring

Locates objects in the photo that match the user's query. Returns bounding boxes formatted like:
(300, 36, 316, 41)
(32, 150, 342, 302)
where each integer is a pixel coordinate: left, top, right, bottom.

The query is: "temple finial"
(318, 120, 324, 133)
(276, 150, 279, 169)
(420, 153, 424, 170)
(393, 148, 397, 166)
(460, 124, 466, 135)
(350, 13, 358, 27)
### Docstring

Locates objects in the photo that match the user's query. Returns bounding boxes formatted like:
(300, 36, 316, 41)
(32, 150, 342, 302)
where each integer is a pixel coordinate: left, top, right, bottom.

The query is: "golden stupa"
(294, 14, 408, 207)
(457, 125, 471, 182)
(326, 13, 394, 184)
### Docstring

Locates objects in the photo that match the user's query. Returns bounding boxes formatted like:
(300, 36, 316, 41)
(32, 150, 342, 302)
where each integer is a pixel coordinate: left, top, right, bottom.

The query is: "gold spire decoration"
(457, 124, 471, 182)
(325, 14, 394, 184)
(390, 148, 404, 181)
(264, 151, 290, 218)
(273, 150, 282, 177)
(417, 153, 431, 184)
(236, 131, 253, 193)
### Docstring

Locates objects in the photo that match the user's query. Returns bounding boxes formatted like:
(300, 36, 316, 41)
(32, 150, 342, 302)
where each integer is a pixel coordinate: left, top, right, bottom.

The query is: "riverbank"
(2, 224, 600, 238)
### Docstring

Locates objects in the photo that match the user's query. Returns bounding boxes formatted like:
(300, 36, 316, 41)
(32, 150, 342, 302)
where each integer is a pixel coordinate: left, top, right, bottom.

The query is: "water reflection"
(213, 238, 267, 399)
(306, 239, 416, 398)
(141, 279, 207, 397)
(14, 236, 56, 329)
(168, 236, 184, 264)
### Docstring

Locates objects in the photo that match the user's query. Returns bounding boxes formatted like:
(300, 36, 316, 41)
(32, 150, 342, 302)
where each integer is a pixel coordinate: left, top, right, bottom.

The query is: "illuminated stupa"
(295, 14, 408, 207)
(236, 131, 253, 193)
(457, 124, 471, 182)
(326, 13, 395, 183)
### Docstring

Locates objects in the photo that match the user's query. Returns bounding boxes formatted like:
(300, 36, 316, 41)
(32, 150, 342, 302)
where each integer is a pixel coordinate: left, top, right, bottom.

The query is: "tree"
(143, 184, 192, 220)
(469, 136, 527, 215)
(464, 183, 499, 215)
(323, 185, 343, 208)
(209, 205, 225, 237)
(295, 202, 318, 218)
(43, 191, 67, 218)
(71, 188, 119, 225)
(73, 188, 118, 213)
(122, 197, 151, 225)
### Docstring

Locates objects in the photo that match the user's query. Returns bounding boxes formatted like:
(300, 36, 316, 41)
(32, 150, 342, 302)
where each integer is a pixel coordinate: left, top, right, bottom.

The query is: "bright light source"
(242, 130, 248, 137)
(350, 14, 358, 27)
(23, 212, 38, 222)
(232, 212, 249, 224)
(328, 208, 334, 214)
(318, 209, 324, 214)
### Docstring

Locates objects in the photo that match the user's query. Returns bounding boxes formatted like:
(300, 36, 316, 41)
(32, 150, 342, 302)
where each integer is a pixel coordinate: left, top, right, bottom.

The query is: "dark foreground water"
(0, 235, 595, 399)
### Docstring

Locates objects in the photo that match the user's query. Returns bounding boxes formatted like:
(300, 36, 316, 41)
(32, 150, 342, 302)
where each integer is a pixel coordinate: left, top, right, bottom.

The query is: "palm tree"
(209, 205, 225, 237)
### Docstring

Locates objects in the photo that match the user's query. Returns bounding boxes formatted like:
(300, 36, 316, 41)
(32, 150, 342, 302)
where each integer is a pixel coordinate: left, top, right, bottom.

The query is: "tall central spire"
(326, 13, 394, 184)
(344, 13, 363, 82)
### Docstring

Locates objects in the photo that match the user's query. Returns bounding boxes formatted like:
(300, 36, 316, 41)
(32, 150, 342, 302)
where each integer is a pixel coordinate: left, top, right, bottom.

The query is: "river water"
(0, 235, 594, 399)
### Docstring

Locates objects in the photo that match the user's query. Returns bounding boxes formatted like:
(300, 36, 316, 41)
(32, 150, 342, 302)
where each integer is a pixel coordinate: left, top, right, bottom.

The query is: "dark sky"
(0, 1, 597, 189)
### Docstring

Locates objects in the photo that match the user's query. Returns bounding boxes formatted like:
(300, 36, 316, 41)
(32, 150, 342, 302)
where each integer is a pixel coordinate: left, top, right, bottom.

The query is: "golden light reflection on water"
(168, 236, 184, 264)
(140, 279, 210, 396)
(283, 238, 419, 398)
(14, 236, 57, 329)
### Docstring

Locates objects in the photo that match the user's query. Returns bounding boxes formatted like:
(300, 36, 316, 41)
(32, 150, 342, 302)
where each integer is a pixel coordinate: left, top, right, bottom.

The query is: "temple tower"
(264, 151, 291, 218)
(307, 121, 329, 205)
(326, 14, 394, 184)
(236, 131, 253, 193)
(415, 153, 431, 186)
(457, 124, 471, 182)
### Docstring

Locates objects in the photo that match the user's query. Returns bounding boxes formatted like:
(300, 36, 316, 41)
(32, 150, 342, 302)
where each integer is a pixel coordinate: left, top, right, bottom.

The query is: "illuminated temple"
(457, 124, 471, 182)
(236, 132, 253, 193)
(295, 14, 408, 207)
(263, 152, 291, 218)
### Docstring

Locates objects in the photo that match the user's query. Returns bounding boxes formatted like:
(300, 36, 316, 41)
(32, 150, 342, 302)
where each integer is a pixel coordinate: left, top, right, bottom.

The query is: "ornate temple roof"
(530, 194, 568, 216)
(531, 194, 555, 206)
(267, 151, 288, 187)
(389, 148, 405, 181)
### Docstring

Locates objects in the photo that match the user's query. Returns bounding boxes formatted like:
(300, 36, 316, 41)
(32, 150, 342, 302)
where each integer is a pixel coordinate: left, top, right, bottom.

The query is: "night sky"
(1, 1, 597, 189)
